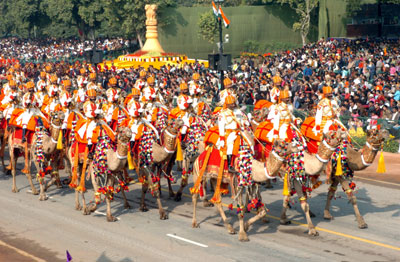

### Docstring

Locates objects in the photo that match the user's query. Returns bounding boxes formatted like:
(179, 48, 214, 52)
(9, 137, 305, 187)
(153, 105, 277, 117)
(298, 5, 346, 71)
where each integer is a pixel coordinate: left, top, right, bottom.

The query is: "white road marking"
(166, 234, 208, 248)
(94, 210, 120, 220)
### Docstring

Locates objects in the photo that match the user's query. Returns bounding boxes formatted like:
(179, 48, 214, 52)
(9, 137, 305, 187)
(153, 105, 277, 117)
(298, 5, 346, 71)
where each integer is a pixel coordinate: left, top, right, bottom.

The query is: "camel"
(69, 126, 132, 217)
(137, 118, 183, 220)
(191, 139, 299, 242)
(324, 127, 389, 228)
(31, 111, 65, 201)
(279, 129, 345, 236)
(8, 112, 60, 195)
(87, 127, 133, 222)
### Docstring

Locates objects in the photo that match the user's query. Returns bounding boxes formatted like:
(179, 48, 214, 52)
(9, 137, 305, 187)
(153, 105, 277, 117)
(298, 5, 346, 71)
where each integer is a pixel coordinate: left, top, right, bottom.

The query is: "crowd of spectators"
(0, 37, 135, 62)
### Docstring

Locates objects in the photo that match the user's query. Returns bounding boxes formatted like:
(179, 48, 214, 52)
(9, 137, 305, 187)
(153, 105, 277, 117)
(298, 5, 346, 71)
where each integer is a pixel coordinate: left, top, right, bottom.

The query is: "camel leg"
(292, 181, 318, 236)
(324, 179, 339, 220)
(236, 194, 248, 241)
(341, 178, 367, 229)
(139, 174, 149, 212)
(201, 181, 214, 207)
(38, 176, 48, 201)
(106, 175, 117, 221)
(89, 168, 100, 212)
(118, 172, 131, 210)
(164, 161, 175, 198)
(280, 195, 291, 225)
(11, 149, 19, 193)
(75, 190, 82, 211)
(81, 190, 90, 215)
(26, 172, 39, 195)
(150, 176, 168, 220)
(215, 202, 236, 235)
(192, 193, 200, 228)
(21, 144, 30, 174)
(174, 168, 188, 202)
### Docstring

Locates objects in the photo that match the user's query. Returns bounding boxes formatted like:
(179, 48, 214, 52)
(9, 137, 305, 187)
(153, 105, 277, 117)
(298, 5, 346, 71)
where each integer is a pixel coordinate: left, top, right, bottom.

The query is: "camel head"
(253, 108, 269, 123)
(166, 118, 184, 135)
(272, 139, 300, 160)
(366, 127, 389, 149)
(322, 129, 344, 149)
(116, 126, 132, 144)
(49, 110, 65, 127)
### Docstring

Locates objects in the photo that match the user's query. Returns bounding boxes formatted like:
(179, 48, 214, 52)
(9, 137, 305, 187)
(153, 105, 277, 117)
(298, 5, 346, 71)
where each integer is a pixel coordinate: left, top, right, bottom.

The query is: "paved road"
(0, 155, 399, 262)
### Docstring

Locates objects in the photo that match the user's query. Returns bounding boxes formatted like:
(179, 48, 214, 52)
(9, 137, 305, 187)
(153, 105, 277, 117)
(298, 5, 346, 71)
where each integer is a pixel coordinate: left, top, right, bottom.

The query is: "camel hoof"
(39, 195, 48, 201)
(124, 203, 132, 209)
(31, 190, 39, 195)
(159, 211, 168, 220)
(83, 208, 91, 215)
(280, 220, 291, 225)
(323, 211, 334, 220)
(192, 222, 200, 228)
(107, 216, 118, 222)
(89, 204, 97, 212)
(75, 204, 82, 211)
(261, 217, 270, 224)
(203, 200, 214, 207)
(238, 232, 249, 242)
(139, 206, 149, 212)
(309, 229, 319, 236)
(11, 188, 19, 193)
(359, 223, 368, 229)
(174, 193, 182, 202)
(21, 168, 30, 174)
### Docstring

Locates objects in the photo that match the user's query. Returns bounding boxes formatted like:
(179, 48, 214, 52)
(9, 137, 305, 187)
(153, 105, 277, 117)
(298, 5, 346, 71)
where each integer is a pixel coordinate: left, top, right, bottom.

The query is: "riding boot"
(87, 143, 94, 159)
(21, 128, 27, 143)
(227, 155, 237, 174)
(130, 140, 135, 153)
(62, 128, 67, 143)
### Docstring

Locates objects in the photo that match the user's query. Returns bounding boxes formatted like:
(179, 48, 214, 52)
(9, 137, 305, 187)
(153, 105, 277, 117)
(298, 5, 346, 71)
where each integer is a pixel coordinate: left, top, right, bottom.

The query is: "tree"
(198, 10, 218, 44)
(102, 0, 175, 47)
(276, 0, 319, 46)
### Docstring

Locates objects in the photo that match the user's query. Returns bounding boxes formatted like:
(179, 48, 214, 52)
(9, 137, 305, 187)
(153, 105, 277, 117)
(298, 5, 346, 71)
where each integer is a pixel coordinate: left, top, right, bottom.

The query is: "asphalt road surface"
(0, 153, 399, 262)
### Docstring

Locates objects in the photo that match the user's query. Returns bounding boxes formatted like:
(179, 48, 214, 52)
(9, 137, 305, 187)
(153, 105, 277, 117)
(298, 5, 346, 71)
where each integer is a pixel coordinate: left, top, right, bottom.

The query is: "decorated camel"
(190, 139, 299, 241)
(136, 118, 183, 220)
(324, 127, 389, 228)
(31, 111, 65, 201)
(7, 112, 52, 195)
(69, 125, 132, 217)
(278, 129, 345, 236)
(87, 127, 133, 222)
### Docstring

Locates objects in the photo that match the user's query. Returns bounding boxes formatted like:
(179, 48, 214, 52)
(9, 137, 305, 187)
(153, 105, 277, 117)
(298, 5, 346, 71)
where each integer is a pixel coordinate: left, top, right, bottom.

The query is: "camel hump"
(301, 117, 322, 142)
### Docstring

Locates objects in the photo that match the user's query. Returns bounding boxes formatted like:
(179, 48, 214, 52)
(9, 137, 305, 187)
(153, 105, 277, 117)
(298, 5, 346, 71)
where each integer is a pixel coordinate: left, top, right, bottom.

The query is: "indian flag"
(219, 6, 230, 28)
(212, 1, 219, 18)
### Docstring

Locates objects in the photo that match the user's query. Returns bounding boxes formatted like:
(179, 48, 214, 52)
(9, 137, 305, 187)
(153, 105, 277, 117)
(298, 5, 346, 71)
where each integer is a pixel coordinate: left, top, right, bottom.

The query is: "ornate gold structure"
(141, 4, 165, 53)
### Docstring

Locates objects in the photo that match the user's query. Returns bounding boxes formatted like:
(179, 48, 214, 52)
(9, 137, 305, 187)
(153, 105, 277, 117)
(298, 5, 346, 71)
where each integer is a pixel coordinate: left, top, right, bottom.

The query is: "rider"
(313, 86, 340, 136)
(217, 95, 250, 173)
(219, 78, 237, 106)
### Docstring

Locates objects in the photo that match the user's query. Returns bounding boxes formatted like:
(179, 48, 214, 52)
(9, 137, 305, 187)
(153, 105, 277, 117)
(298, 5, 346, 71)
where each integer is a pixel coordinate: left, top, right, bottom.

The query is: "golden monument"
(108, 4, 208, 69)
(142, 4, 165, 53)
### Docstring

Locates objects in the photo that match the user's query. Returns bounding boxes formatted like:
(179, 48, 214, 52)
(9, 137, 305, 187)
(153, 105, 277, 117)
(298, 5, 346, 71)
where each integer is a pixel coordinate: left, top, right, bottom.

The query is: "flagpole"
(219, 15, 224, 89)
(217, 1, 224, 89)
